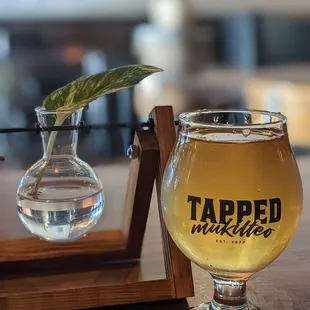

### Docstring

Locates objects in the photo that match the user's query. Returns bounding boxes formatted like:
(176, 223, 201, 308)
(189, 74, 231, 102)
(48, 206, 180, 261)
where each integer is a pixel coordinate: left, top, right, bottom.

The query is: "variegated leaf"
(43, 64, 162, 111)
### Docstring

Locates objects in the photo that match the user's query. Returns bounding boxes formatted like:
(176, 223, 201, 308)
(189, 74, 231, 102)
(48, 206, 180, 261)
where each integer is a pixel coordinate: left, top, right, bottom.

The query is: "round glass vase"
(16, 107, 104, 242)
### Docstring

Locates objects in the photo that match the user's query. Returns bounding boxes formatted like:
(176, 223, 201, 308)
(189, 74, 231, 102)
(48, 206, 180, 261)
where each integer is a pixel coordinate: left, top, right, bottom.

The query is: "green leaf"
(43, 64, 163, 111)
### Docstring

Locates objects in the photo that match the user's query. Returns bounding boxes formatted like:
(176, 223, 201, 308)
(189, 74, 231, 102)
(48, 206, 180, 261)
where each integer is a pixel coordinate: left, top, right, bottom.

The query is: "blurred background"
(1, 0, 310, 168)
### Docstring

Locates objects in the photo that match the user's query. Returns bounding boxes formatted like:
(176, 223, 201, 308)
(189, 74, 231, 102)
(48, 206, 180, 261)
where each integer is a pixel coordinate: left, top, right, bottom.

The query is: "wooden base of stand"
(0, 106, 194, 309)
(0, 257, 175, 309)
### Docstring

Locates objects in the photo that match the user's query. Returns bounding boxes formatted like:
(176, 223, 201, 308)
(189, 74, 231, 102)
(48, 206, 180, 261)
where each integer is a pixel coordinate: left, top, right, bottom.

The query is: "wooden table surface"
(104, 155, 310, 310)
(0, 155, 309, 310)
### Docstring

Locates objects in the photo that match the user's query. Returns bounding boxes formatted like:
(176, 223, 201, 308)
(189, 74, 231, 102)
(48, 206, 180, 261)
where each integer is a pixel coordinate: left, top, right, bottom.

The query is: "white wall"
(0, 0, 310, 21)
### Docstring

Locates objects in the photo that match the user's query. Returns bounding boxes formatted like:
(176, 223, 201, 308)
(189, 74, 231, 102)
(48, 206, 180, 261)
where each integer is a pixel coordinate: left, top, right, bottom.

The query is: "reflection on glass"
(161, 110, 303, 310)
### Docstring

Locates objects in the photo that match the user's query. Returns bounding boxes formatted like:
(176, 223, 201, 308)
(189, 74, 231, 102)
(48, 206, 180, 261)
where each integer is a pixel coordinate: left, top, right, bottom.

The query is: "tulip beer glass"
(161, 110, 303, 309)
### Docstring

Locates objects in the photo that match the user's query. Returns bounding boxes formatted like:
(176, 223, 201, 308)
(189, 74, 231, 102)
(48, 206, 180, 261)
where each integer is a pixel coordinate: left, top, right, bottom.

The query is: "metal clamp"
(127, 145, 139, 160)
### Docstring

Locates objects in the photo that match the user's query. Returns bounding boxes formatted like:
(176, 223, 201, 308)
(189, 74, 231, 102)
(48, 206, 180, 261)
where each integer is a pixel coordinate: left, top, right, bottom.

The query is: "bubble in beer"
(242, 129, 251, 138)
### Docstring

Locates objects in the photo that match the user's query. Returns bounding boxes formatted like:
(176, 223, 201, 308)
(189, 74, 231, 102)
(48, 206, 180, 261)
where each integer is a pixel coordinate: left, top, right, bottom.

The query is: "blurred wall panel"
(220, 14, 259, 70)
(258, 16, 310, 65)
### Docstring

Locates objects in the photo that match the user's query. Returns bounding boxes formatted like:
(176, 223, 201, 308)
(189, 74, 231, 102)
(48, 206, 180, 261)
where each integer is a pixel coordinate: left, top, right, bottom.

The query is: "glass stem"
(29, 116, 64, 198)
(210, 279, 248, 310)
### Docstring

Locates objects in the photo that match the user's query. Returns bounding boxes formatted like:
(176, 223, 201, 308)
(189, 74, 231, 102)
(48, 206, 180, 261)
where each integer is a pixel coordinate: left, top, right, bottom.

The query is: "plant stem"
(29, 116, 65, 198)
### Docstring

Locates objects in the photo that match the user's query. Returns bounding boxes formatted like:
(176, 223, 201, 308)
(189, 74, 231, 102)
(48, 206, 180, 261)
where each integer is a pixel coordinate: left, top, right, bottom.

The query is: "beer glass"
(161, 110, 303, 310)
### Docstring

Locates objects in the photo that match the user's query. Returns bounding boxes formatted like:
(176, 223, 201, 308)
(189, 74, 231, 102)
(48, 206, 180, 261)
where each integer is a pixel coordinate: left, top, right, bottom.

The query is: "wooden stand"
(0, 106, 194, 309)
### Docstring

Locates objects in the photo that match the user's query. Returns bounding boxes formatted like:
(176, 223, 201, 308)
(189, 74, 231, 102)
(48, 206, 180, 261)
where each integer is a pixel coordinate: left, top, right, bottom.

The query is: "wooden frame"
(0, 106, 194, 309)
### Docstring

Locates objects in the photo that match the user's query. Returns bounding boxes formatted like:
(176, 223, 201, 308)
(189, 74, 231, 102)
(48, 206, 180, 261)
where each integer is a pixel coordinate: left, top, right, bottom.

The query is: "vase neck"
(36, 108, 83, 158)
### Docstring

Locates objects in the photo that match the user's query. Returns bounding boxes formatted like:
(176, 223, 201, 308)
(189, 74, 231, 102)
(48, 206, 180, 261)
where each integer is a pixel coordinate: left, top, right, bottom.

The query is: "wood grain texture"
(0, 229, 126, 262)
(123, 129, 159, 258)
(150, 106, 194, 299)
(0, 277, 175, 310)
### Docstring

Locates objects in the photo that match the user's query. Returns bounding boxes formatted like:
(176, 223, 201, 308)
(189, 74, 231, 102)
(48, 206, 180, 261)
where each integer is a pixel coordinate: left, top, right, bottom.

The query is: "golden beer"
(162, 129, 303, 281)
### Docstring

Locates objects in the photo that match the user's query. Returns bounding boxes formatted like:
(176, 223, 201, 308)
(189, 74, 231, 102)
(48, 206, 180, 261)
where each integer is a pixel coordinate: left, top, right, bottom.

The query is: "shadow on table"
(95, 298, 191, 310)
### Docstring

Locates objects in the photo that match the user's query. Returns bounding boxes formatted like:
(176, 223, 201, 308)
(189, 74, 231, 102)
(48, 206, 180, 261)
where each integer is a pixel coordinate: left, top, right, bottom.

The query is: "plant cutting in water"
(29, 64, 163, 198)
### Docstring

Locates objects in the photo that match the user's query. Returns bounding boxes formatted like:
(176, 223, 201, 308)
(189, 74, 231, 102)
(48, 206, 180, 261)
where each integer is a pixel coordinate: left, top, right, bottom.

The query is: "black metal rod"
(0, 121, 151, 134)
(0, 119, 179, 134)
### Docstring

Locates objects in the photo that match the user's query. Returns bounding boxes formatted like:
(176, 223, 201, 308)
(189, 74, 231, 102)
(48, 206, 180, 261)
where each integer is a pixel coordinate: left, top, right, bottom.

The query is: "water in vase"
(17, 178, 104, 242)
(16, 107, 105, 242)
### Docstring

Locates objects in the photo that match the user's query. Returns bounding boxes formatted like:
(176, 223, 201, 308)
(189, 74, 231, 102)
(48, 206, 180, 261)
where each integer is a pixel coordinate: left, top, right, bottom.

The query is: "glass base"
(195, 300, 260, 310)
